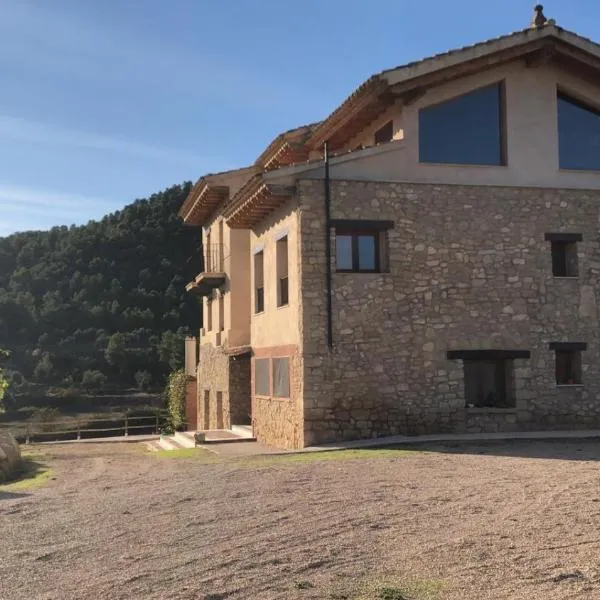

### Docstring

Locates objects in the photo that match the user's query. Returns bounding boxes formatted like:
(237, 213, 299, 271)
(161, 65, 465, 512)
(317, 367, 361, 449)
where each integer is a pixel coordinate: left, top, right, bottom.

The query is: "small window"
(419, 82, 505, 166)
(218, 294, 225, 332)
(335, 231, 380, 272)
(254, 250, 264, 313)
(374, 120, 393, 145)
(272, 357, 290, 398)
(551, 241, 578, 277)
(551, 342, 586, 385)
(276, 236, 289, 307)
(545, 234, 581, 278)
(206, 299, 213, 331)
(558, 92, 600, 171)
(463, 359, 515, 408)
(555, 350, 582, 385)
(255, 358, 270, 396)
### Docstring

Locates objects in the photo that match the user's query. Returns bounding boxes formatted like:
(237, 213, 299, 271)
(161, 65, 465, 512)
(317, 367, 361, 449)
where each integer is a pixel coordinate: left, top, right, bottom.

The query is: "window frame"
(272, 357, 291, 399)
(335, 230, 381, 273)
(254, 358, 271, 397)
(276, 235, 289, 308)
(557, 90, 600, 171)
(253, 249, 265, 314)
(545, 233, 582, 278)
(418, 81, 507, 167)
(550, 342, 586, 386)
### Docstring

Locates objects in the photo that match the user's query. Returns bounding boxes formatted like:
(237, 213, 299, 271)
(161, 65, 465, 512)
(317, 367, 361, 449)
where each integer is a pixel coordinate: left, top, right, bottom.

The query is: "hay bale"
(0, 431, 22, 483)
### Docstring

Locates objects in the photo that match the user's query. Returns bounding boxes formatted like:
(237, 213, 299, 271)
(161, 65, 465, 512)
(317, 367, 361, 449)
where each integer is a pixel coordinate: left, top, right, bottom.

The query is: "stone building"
(180, 8, 600, 448)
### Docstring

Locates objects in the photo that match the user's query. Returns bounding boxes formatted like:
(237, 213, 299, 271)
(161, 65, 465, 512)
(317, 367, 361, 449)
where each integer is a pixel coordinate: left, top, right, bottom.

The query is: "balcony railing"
(203, 243, 225, 273)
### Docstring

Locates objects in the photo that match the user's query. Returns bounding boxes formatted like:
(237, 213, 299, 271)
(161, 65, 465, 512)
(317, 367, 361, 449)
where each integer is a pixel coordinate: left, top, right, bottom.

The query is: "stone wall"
(252, 346, 303, 448)
(230, 354, 252, 425)
(197, 344, 251, 430)
(185, 379, 197, 430)
(297, 178, 600, 445)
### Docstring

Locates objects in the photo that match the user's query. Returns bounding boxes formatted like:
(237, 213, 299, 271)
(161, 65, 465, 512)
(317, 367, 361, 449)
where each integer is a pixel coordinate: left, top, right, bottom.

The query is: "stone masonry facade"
(197, 344, 251, 431)
(297, 178, 600, 446)
(251, 346, 303, 449)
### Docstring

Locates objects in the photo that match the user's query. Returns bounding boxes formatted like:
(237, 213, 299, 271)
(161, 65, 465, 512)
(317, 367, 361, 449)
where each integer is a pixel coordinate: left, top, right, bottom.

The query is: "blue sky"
(0, 0, 596, 236)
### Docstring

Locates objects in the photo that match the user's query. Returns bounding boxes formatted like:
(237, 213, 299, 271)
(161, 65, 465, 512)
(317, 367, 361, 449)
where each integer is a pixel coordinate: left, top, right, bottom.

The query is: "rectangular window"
(558, 92, 600, 171)
(218, 294, 225, 332)
(206, 299, 213, 331)
(374, 120, 394, 145)
(276, 236, 289, 307)
(419, 82, 505, 166)
(255, 358, 270, 396)
(254, 250, 264, 313)
(272, 357, 290, 398)
(335, 231, 379, 272)
(550, 342, 586, 385)
(545, 233, 581, 277)
(463, 359, 515, 408)
(203, 390, 210, 429)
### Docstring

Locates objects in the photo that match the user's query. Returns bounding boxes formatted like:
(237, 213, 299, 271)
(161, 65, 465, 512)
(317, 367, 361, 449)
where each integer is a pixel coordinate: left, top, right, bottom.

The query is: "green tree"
(81, 370, 107, 390)
(134, 370, 152, 391)
(158, 330, 185, 371)
(0, 349, 9, 413)
(0, 182, 201, 391)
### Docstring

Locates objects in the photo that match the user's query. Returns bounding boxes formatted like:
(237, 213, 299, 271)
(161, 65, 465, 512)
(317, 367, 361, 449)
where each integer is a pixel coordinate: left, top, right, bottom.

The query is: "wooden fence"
(2, 411, 174, 444)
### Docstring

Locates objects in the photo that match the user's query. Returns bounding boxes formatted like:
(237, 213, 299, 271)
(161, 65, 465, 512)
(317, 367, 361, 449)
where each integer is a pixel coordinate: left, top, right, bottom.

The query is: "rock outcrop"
(0, 431, 22, 483)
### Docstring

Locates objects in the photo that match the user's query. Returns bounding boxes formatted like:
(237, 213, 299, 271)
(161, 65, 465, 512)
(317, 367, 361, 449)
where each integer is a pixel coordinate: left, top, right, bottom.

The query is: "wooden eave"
(223, 177, 294, 229)
(181, 184, 229, 226)
(307, 76, 390, 152)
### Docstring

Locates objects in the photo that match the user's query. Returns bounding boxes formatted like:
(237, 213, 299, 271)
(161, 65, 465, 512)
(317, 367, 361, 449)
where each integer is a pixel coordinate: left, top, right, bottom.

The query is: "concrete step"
(157, 436, 187, 451)
(231, 425, 253, 439)
(144, 440, 163, 452)
(174, 431, 196, 448)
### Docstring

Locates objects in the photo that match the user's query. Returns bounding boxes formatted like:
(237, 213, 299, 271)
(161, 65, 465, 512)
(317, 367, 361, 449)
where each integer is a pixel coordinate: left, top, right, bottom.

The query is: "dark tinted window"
(558, 93, 600, 170)
(464, 359, 514, 408)
(374, 120, 393, 144)
(255, 358, 270, 396)
(555, 350, 582, 385)
(273, 358, 290, 398)
(358, 235, 376, 270)
(419, 83, 505, 165)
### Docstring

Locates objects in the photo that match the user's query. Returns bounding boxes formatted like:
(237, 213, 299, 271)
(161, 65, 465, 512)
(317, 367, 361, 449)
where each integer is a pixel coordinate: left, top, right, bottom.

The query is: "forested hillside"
(0, 183, 202, 392)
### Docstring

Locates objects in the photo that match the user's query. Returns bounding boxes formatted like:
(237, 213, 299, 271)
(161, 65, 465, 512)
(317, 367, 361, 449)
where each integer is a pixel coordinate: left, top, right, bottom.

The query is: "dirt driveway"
(2, 440, 600, 600)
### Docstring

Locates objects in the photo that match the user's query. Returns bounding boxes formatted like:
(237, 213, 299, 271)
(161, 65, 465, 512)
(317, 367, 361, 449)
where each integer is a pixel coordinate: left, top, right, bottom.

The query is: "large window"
(255, 358, 270, 396)
(463, 359, 514, 408)
(254, 250, 264, 313)
(558, 92, 600, 171)
(273, 358, 290, 398)
(419, 82, 505, 166)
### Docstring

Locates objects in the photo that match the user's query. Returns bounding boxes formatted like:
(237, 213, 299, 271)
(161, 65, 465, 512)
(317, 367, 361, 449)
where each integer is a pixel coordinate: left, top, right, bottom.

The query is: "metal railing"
(203, 243, 225, 273)
(2, 411, 175, 444)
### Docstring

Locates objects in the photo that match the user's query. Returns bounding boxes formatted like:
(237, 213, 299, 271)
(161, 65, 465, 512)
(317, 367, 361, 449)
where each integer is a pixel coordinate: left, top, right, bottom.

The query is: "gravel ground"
(2, 440, 600, 600)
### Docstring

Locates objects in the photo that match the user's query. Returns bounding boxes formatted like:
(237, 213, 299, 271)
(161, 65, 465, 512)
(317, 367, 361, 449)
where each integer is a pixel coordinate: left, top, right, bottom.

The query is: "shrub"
(81, 370, 108, 390)
(134, 370, 152, 392)
(165, 369, 187, 431)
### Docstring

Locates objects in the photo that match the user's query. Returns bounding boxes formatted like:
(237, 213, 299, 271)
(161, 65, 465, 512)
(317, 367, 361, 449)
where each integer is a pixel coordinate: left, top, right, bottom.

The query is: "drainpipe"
(324, 141, 333, 349)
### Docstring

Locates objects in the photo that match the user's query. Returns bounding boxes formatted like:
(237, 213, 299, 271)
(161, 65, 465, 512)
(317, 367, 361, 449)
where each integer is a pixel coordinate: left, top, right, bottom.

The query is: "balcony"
(185, 244, 226, 297)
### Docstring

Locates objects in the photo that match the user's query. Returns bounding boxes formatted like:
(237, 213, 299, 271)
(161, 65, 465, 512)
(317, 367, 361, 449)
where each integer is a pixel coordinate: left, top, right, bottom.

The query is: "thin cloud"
(0, 184, 116, 236)
(0, 115, 209, 165)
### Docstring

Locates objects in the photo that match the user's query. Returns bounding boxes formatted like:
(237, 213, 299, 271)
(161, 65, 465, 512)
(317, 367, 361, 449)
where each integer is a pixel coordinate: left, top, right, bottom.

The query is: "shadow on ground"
(0, 490, 29, 500)
(380, 439, 600, 462)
